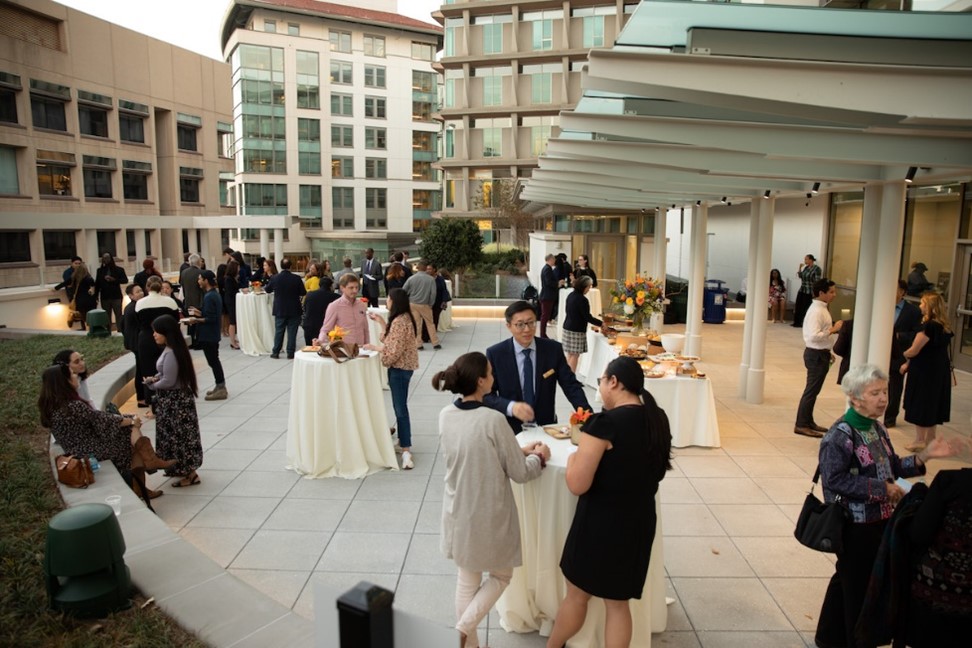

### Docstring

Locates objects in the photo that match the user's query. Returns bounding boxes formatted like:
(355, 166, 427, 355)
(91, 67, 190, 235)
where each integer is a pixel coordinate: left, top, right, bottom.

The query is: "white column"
(851, 186, 883, 369)
(84, 229, 98, 265)
(653, 208, 668, 333)
(149, 230, 162, 268)
(866, 181, 907, 373)
(684, 204, 707, 356)
(113, 230, 125, 260)
(273, 229, 284, 264)
(134, 228, 147, 263)
(747, 197, 775, 404)
(199, 229, 212, 263)
(30, 229, 45, 286)
(259, 229, 270, 259)
(738, 201, 761, 398)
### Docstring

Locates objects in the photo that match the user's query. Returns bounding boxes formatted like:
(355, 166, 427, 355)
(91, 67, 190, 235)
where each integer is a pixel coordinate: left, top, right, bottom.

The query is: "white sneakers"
(401, 451, 414, 470)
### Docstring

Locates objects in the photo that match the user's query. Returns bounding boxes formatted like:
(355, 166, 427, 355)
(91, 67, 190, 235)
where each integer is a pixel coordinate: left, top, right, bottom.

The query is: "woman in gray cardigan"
(433, 352, 550, 648)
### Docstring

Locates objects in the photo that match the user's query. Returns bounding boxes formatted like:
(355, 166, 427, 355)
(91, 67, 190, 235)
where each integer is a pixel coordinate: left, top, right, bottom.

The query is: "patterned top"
(50, 400, 131, 470)
(819, 418, 924, 524)
(798, 263, 822, 295)
(379, 313, 419, 371)
(768, 280, 786, 305)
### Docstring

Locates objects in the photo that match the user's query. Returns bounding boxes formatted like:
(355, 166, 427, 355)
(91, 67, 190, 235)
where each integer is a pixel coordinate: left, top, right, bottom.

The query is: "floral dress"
(147, 347, 202, 475)
(768, 280, 786, 306)
(50, 400, 131, 471)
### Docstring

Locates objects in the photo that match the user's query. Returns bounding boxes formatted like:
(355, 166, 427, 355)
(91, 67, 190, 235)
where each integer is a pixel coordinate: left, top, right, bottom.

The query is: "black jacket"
(302, 288, 340, 339)
(539, 264, 558, 301)
(267, 271, 307, 318)
(95, 265, 128, 301)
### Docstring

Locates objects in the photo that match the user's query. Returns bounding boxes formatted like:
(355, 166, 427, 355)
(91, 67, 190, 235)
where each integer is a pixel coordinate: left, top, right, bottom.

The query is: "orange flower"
(636, 296, 645, 306)
(569, 407, 592, 425)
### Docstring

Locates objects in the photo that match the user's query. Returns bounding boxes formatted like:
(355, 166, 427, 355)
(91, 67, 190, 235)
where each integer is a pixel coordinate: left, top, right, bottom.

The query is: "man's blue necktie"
(522, 348, 534, 405)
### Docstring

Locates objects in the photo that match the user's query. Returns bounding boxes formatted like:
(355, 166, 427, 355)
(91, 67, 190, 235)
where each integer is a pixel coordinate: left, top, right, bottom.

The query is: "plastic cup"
(105, 495, 122, 517)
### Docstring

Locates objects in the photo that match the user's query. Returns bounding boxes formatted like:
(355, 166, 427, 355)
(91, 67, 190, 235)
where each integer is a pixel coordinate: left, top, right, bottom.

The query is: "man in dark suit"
(266, 258, 306, 359)
(538, 254, 559, 339)
(887, 279, 922, 427)
(485, 300, 591, 433)
(360, 248, 382, 308)
(179, 254, 204, 348)
(302, 277, 339, 346)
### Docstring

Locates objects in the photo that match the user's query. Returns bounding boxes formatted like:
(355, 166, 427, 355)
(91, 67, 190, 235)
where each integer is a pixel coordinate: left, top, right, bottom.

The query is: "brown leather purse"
(55, 454, 95, 488)
(318, 340, 359, 363)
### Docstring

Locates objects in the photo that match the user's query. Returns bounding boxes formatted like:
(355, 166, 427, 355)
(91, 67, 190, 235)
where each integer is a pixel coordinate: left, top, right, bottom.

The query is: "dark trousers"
(101, 298, 122, 331)
(422, 305, 443, 343)
(886, 367, 904, 425)
(388, 368, 413, 448)
(132, 352, 146, 403)
(198, 340, 225, 386)
(539, 299, 554, 339)
(796, 348, 831, 427)
(793, 290, 812, 327)
(816, 520, 887, 648)
(273, 315, 300, 356)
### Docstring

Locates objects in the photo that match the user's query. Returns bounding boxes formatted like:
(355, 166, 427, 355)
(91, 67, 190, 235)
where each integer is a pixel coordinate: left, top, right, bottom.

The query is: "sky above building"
(55, 0, 442, 61)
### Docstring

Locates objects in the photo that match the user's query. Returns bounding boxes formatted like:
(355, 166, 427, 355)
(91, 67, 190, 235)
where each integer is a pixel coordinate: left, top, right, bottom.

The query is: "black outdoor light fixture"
(763, 190, 771, 199)
(720, 196, 727, 204)
(696, 200, 701, 206)
(811, 182, 820, 194)
(905, 166, 918, 183)
(48, 298, 61, 304)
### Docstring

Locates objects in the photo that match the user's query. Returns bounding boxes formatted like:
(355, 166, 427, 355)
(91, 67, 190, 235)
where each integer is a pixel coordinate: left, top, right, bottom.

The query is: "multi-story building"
(434, 0, 644, 243)
(0, 0, 256, 328)
(220, 0, 443, 264)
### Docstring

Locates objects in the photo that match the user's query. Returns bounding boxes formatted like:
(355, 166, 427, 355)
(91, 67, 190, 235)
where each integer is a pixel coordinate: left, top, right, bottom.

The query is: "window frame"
(330, 61, 353, 85)
(329, 30, 352, 53)
(365, 127, 387, 150)
(364, 65, 386, 89)
(364, 96, 386, 119)
(363, 35, 386, 58)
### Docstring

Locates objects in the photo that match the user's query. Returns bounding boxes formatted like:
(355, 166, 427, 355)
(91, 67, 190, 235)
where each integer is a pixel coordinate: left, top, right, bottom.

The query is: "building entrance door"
(954, 244, 972, 373)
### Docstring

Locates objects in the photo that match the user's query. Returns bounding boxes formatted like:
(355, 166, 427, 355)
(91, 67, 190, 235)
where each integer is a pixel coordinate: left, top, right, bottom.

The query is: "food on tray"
(544, 425, 570, 440)
(301, 346, 321, 352)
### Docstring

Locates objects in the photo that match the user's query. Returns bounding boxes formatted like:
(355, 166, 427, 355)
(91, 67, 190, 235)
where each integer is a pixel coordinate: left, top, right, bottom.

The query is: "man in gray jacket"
(179, 254, 204, 348)
(403, 261, 439, 350)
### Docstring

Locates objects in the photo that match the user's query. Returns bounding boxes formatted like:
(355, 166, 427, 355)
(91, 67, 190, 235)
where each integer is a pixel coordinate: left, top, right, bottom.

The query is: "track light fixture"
(727, 201, 732, 206)
(671, 204, 676, 209)
(696, 200, 701, 206)
(763, 190, 771, 199)
(720, 196, 727, 204)
(905, 166, 917, 183)
(811, 182, 820, 194)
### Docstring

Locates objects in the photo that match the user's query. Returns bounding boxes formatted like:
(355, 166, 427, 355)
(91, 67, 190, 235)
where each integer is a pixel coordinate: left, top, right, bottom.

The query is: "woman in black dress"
(901, 291, 953, 451)
(224, 259, 240, 349)
(134, 276, 180, 410)
(68, 262, 97, 330)
(547, 356, 672, 648)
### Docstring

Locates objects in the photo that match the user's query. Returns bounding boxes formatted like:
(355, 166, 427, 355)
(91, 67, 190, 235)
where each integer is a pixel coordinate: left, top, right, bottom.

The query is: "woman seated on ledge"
(38, 363, 174, 499)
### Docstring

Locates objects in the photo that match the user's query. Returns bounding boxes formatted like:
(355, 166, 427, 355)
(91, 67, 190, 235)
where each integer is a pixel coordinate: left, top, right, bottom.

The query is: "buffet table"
(285, 350, 397, 479)
(551, 288, 603, 343)
(497, 427, 666, 646)
(236, 291, 275, 357)
(581, 335, 720, 449)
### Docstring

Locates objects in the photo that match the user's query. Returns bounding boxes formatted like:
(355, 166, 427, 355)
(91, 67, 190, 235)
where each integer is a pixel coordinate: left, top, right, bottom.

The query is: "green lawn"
(0, 335, 203, 647)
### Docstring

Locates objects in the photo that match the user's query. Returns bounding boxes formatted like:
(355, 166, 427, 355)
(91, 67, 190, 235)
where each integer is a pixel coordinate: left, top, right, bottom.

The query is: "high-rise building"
(220, 0, 443, 264)
(434, 0, 644, 243)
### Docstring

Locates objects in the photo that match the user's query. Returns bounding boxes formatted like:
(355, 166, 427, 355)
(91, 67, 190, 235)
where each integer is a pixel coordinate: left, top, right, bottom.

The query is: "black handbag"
(794, 466, 848, 553)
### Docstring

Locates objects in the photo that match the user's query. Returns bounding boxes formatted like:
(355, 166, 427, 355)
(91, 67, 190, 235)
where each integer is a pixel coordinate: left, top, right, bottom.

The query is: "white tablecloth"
(438, 279, 454, 332)
(286, 350, 398, 479)
(497, 428, 666, 646)
(552, 289, 603, 342)
(581, 335, 721, 448)
(367, 307, 390, 390)
(236, 291, 275, 357)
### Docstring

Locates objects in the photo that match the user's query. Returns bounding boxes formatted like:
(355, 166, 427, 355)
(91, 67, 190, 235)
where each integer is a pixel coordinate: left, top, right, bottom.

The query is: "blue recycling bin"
(703, 280, 730, 324)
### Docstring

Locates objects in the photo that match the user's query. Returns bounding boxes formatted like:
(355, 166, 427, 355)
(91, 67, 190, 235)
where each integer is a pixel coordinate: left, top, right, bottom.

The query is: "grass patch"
(0, 335, 203, 647)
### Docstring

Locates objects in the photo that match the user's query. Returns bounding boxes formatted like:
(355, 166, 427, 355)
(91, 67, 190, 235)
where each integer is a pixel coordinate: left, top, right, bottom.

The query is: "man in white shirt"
(794, 278, 843, 438)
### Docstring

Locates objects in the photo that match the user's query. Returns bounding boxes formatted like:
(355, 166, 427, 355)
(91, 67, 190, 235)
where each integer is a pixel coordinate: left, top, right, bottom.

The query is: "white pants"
(455, 567, 513, 647)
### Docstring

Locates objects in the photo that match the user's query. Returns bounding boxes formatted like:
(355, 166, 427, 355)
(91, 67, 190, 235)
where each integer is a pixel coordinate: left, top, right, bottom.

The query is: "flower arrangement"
(610, 274, 665, 332)
(250, 280, 263, 291)
(569, 407, 592, 426)
(327, 326, 346, 342)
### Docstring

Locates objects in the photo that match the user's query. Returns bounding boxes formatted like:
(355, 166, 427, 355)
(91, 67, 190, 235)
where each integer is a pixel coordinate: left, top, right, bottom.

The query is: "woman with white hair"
(815, 363, 958, 648)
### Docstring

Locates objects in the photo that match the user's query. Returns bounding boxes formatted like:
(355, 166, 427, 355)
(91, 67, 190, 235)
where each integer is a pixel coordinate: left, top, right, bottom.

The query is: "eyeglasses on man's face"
(511, 320, 537, 330)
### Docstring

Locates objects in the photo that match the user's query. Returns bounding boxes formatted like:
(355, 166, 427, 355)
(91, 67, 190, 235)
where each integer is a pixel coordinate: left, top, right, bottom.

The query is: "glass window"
(532, 72, 551, 104)
(299, 184, 322, 223)
(0, 231, 30, 263)
(444, 78, 456, 108)
(329, 30, 351, 53)
(364, 65, 386, 88)
(364, 35, 385, 57)
(83, 168, 112, 198)
(330, 61, 352, 85)
(244, 183, 288, 211)
(43, 231, 76, 260)
(365, 96, 386, 119)
(365, 157, 386, 179)
(37, 163, 71, 196)
(533, 20, 553, 50)
(365, 127, 386, 150)
(299, 151, 320, 175)
(412, 42, 434, 61)
(298, 118, 320, 142)
(288, 23, 300, 36)
(412, 70, 435, 93)
(218, 125, 234, 158)
(583, 16, 605, 48)
(483, 24, 503, 55)
(444, 18, 462, 57)
(900, 184, 964, 293)
(366, 188, 387, 229)
(444, 128, 454, 158)
(0, 87, 17, 124)
(331, 125, 353, 147)
(366, 188, 386, 208)
(332, 187, 354, 229)
(331, 93, 353, 116)
(180, 178, 200, 202)
(123, 172, 148, 200)
(79, 105, 109, 138)
(119, 113, 144, 143)
(413, 160, 434, 181)
(0, 146, 19, 194)
(412, 101, 432, 122)
(483, 76, 502, 106)
(264, 19, 276, 33)
(413, 130, 436, 153)
(31, 96, 67, 131)
(296, 50, 319, 109)
(177, 124, 198, 151)
(242, 149, 286, 173)
(332, 156, 353, 178)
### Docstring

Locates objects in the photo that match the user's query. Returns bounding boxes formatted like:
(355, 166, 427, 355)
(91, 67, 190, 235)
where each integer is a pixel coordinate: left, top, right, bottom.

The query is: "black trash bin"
(703, 280, 730, 324)
(664, 276, 688, 325)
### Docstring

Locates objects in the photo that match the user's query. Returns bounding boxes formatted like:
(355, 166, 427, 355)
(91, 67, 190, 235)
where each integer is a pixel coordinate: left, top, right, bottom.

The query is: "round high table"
(285, 350, 398, 479)
(235, 291, 275, 356)
(496, 428, 666, 647)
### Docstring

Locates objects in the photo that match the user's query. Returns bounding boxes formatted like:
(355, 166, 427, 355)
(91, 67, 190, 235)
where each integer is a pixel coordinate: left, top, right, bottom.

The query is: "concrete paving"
(114, 316, 970, 647)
